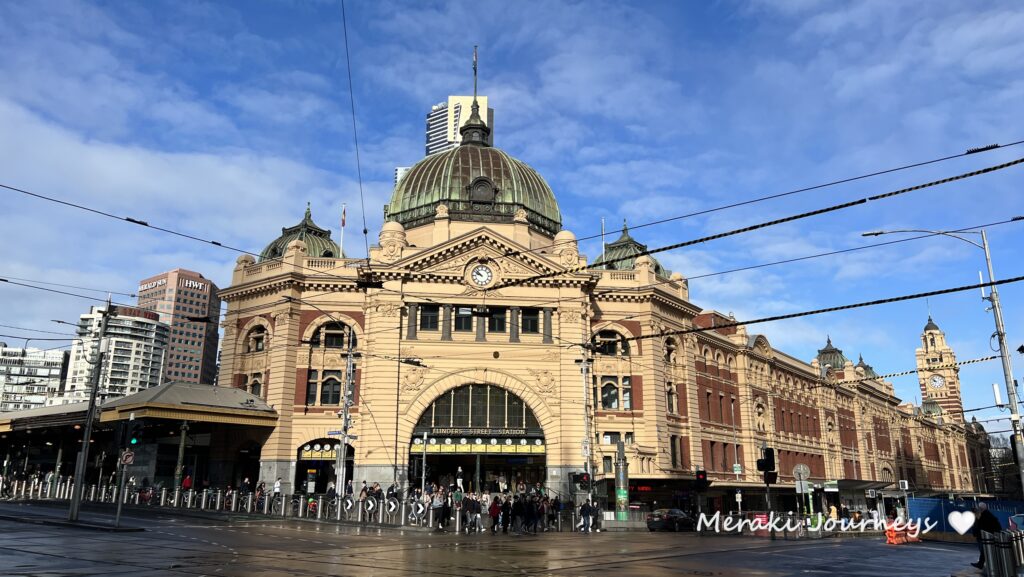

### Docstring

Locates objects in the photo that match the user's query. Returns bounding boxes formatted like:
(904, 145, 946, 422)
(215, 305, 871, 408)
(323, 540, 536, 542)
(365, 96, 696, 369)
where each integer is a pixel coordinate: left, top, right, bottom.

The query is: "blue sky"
(1, 0, 1023, 429)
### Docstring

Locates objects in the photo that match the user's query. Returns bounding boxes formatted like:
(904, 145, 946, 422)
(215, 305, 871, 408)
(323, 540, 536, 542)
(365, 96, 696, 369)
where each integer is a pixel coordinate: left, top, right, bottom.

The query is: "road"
(0, 503, 977, 577)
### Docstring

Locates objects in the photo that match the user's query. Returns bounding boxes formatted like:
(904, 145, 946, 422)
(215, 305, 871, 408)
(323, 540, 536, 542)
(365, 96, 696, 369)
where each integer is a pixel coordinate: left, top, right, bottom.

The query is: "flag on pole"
(340, 203, 346, 257)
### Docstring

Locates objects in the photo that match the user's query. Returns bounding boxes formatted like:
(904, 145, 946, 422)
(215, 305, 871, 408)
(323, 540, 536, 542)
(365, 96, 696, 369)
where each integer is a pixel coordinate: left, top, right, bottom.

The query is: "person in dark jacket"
(501, 496, 512, 534)
(971, 502, 1003, 570)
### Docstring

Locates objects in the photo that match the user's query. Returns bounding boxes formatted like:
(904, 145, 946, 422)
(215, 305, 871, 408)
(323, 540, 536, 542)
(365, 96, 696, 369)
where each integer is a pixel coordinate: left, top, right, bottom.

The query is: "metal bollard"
(263, 493, 270, 515)
(428, 506, 434, 529)
(100, 485, 107, 502)
(231, 491, 238, 512)
(997, 531, 1014, 577)
(281, 494, 288, 518)
(1013, 530, 1024, 566)
(200, 489, 208, 510)
(159, 487, 167, 507)
(981, 532, 999, 577)
(379, 500, 385, 525)
(246, 493, 253, 514)
(134, 491, 140, 505)
(400, 500, 407, 527)
(455, 508, 461, 533)
(172, 488, 180, 507)
(214, 490, 222, 511)
(88, 485, 96, 501)
(317, 496, 324, 520)
(357, 501, 363, 523)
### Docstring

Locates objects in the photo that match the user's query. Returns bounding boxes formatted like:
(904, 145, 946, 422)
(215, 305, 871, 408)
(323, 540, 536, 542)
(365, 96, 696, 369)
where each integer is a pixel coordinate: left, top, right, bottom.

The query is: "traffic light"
(694, 468, 710, 492)
(757, 447, 776, 472)
(127, 422, 144, 447)
(763, 471, 778, 485)
(579, 472, 591, 486)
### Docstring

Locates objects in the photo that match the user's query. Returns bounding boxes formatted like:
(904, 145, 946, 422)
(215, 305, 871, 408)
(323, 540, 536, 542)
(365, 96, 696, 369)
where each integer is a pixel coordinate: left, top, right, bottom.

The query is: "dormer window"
(468, 177, 497, 204)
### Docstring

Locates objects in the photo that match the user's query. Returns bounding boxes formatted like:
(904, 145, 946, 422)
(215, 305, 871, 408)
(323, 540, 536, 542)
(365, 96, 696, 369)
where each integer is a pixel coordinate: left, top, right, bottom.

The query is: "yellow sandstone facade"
(218, 100, 989, 509)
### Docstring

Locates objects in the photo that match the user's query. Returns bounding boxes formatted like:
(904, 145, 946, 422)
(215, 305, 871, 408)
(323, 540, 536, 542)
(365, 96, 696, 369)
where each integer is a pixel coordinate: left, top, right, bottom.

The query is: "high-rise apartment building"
(137, 269, 222, 384)
(0, 345, 69, 411)
(55, 305, 169, 405)
(394, 166, 411, 187)
(424, 96, 493, 155)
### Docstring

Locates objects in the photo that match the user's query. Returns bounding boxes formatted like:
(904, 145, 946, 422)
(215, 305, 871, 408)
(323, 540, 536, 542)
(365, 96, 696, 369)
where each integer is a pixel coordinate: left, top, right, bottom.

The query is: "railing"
(4, 481, 604, 533)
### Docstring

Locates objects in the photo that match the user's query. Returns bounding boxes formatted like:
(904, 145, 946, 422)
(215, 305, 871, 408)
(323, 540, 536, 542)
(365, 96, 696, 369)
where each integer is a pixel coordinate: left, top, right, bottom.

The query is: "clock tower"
(915, 316, 964, 422)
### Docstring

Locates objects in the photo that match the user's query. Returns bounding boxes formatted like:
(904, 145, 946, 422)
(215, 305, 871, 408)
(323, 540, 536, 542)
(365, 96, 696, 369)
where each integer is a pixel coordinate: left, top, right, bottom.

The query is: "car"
(646, 508, 695, 532)
(1009, 513, 1024, 531)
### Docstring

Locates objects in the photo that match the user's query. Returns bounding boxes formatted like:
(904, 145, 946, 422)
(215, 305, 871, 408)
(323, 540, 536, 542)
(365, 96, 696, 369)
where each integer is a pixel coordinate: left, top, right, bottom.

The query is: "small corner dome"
(670, 272, 684, 281)
(381, 220, 405, 233)
(236, 254, 255, 266)
(259, 204, 342, 262)
(554, 229, 576, 242)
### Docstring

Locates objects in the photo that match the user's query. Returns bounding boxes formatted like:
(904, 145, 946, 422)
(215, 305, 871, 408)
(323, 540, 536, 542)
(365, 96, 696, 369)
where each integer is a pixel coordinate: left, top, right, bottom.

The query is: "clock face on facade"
(470, 264, 493, 286)
(930, 374, 946, 389)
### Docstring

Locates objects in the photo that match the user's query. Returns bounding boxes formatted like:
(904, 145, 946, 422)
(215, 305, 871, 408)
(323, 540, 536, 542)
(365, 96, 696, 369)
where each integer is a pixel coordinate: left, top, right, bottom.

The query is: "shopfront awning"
(837, 479, 894, 492)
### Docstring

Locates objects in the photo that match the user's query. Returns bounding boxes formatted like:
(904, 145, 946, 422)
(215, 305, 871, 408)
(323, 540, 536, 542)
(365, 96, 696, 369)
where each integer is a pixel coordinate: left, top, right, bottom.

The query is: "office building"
(0, 345, 69, 411)
(425, 96, 494, 155)
(137, 269, 222, 384)
(55, 305, 169, 405)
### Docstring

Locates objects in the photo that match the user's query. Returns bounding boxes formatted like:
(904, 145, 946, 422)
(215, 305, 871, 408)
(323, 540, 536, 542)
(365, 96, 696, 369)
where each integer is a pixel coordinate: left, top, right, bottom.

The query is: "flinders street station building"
(213, 98, 991, 512)
(0, 96, 992, 514)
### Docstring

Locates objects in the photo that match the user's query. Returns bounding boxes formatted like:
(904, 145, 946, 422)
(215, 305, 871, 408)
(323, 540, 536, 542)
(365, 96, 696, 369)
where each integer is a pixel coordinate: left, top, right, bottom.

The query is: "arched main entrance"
(410, 384, 545, 493)
(294, 439, 353, 494)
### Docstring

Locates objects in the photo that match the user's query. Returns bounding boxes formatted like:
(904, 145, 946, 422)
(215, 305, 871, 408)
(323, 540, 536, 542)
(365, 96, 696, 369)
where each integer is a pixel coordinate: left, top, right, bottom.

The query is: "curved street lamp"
(861, 225, 1022, 495)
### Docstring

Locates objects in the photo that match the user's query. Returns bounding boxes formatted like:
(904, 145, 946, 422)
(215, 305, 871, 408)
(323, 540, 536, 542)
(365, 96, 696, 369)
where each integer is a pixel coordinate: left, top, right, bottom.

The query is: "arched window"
(414, 385, 541, 434)
(664, 338, 678, 365)
(250, 373, 262, 397)
(601, 377, 619, 410)
(322, 250, 334, 258)
(310, 321, 357, 350)
(320, 376, 341, 405)
(245, 325, 267, 353)
(592, 330, 630, 356)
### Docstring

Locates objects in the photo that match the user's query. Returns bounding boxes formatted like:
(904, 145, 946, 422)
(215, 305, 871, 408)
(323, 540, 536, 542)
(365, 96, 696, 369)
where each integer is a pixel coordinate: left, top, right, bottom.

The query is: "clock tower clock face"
(930, 374, 945, 389)
(470, 264, 493, 286)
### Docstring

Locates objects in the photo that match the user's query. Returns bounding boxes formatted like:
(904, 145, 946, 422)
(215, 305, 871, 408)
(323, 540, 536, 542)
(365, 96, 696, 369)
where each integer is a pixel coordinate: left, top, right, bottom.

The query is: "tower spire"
(459, 45, 490, 146)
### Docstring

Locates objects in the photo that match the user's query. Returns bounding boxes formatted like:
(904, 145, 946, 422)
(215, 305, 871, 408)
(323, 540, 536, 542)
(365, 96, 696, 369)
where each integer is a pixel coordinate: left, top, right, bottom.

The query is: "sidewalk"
(0, 501, 144, 532)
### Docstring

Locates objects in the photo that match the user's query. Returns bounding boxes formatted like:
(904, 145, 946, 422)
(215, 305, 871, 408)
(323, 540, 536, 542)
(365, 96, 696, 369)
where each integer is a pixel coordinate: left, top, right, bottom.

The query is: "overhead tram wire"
(339, 0, 371, 264)
(360, 216, 1024, 320)
(0, 275, 137, 297)
(439, 139, 1024, 269)
(620, 274, 1024, 345)
(4, 140, 1020, 283)
(0, 324, 77, 336)
(489, 155, 1024, 291)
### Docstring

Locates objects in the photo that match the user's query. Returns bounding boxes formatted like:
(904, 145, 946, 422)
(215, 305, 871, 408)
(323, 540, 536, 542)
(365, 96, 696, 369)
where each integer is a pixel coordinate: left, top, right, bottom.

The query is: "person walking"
(182, 474, 193, 491)
(580, 500, 592, 533)
(273, 477, 282, 496)
(456, 466, 464, 491)
(971, 502, 1003, 570)
(489, 496, 501, 535)
(501, 496, 512, 534)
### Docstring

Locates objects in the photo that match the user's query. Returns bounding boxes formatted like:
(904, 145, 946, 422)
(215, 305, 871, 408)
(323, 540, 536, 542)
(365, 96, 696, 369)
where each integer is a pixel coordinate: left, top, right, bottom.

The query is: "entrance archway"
(410, 384, 546, 494)
(294, 439, 353, 495)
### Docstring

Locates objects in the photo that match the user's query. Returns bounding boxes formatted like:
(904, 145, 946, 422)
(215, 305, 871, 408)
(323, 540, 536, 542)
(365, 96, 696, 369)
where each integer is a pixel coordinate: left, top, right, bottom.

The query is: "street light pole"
(979, 230, 1024, 495)
(863, 226, 1023, 495)
(68, 296, 113, 522)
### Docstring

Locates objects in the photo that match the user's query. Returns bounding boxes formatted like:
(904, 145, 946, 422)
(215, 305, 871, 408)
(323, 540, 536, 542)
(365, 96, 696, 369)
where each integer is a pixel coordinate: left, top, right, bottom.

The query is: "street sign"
(347, 434, 359, 440)
(411, 501, 425, 519)
(327, 430, 343, 436)
(365, 496, 377, 512)
(792, 463, 810, 481)
(795, 481, 811, 494)
(120, 451, 134, 465)
(386, 498, 399, 514)
(343, 496, 354, 511)
(732, 463, 742, 474)
(823, 480, 839, 493)
(899, 480, 909, 491)
(735, 490, 742, 503)
(866, 489, 876, 499)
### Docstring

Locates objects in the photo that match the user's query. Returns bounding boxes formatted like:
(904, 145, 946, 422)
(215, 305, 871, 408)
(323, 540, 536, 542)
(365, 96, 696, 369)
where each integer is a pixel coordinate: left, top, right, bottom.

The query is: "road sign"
(411, 501, 425, 519)
(386, 498, 399, 514)
(899, 480, 909, 491)
(327, 430, 343, 436)
(732, 463, 742, 474)
(120, 451, 134, 465)
(735, 490, 742, 503)
(365, 496, 377, 512)
(343, 496, 354, 511)
(347, 434, 359, 440)
(792, 463, 810, 481)
(795, 481, 811, 494)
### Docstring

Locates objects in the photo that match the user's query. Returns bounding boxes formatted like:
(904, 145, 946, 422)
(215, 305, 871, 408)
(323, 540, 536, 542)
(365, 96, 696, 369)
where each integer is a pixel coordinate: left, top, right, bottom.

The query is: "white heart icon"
(948, 511, 976, 535)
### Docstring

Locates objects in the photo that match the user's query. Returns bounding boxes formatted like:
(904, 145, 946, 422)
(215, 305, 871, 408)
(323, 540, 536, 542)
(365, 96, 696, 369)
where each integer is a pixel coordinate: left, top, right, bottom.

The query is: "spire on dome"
(924, 315, 940, 332)
(460, 45, 491, 146)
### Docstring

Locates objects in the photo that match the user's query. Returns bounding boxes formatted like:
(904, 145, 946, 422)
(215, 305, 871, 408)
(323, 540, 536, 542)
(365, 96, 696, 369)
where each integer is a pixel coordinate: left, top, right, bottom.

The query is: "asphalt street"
(0, 503, 980, 577)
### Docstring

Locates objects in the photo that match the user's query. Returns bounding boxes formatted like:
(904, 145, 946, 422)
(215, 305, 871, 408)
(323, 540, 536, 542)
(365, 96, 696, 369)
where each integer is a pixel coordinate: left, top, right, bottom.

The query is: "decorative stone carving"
(368, 300, 402, 317)
(401, 365, 429, 392)
(378, 221, 408, 263)
(436, 203, 449, 218)
(754, 397, 767, 433)
(528, 369, 556, 394)
(513, 208, 528, 223)
(459, 286, 505, 297)
(541, 350, 560, 363)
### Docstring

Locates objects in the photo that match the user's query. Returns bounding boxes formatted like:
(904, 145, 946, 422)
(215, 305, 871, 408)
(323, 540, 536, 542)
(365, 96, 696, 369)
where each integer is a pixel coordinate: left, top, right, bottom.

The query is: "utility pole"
(335, 325, 355, 521)
(579, 345, 595, 502)
(981, 230, 1024, 496)
(68, 296, 113, 522)
(173, 421, 189, 491)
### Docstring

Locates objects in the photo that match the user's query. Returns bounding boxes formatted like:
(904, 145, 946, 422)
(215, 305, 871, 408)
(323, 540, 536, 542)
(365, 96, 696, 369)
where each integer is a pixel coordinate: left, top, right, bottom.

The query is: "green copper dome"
(592, 222, 669, 277)
(259, 204, 342, 262)
(385, 144, 562, 237)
